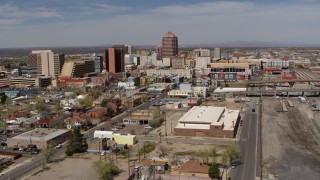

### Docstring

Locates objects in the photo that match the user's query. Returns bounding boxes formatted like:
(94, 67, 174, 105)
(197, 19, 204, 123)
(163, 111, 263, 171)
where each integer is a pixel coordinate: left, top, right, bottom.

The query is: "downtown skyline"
(0, 0, 320, 48)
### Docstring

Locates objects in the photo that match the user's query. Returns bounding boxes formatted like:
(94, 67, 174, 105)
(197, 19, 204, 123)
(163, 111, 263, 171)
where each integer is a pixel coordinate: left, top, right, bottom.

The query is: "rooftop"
(176, 106, 239, 131)
(11, 128, 70, 141)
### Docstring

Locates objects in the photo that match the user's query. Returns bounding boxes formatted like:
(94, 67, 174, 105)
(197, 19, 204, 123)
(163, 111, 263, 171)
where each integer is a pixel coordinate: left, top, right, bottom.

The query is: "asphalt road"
(231, 98, 259, 180)
(0, 145, 66, 180)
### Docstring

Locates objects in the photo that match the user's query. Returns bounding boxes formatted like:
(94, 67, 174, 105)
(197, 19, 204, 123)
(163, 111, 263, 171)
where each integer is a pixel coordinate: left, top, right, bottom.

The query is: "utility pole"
(165, 111, 167, 142)
(138, 143, 140, 161)
(143, 141, 146, 158)
(159, 132, 162, 143)
(127, 149, 130, 178)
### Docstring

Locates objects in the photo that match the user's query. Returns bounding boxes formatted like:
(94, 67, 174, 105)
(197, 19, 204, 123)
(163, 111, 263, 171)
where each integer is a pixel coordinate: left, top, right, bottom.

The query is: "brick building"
(174, 106, 240, 138)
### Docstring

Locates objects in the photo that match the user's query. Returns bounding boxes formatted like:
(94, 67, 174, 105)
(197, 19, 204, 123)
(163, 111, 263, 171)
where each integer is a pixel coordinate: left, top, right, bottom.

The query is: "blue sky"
(0, 0, 320, 48)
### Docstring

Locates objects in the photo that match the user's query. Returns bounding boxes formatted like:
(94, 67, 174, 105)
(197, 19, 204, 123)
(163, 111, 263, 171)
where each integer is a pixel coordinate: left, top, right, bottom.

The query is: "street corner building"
(7, 128, 71, 149)
(174, 106, 240, 138)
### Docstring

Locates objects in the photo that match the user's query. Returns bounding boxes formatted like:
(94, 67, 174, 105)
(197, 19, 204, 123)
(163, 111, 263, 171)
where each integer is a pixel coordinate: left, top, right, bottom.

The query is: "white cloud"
(1, 1, 320, 47)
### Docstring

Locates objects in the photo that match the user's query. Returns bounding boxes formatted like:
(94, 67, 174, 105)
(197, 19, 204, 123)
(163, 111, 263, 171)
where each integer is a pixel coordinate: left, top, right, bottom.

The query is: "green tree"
(42, 144, 57, 165)
(134, 77, 140, 86)
(225, 144, 239, 166)
(0, 95, 8, 105)
(5, 97, 12, 107)
(197, 149, 210, 164)
(93, 160, 120, 180)
(34, 101, 49, 112)
(89, 89, 102, 99)
(77, 98, 93, 108)
(65, 127, 85, 156)
(208, 163, 220, 179)
(54, 102, 62, 113)
(148, 119, 160, 128)
(100, 98, 108, 107)
(209, 147, 219, 164)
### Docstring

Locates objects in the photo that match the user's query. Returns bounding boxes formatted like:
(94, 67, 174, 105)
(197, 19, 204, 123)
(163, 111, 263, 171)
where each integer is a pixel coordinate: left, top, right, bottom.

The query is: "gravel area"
(262, 97, 320, 180)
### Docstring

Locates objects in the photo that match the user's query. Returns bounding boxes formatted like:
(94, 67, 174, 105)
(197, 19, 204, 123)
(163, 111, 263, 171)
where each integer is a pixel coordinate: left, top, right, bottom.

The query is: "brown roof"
(180, 160, 209, 174)
(138, 159, 166, 167)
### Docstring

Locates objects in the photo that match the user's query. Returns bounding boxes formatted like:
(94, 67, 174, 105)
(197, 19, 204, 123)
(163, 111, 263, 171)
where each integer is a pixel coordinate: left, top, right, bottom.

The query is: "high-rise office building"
(105, 47, 125, 73)
(214, 48, 221, 59)
(28, 50, 65, 77)
(158, 32, 178, 60)
(82, 54, 103, 73)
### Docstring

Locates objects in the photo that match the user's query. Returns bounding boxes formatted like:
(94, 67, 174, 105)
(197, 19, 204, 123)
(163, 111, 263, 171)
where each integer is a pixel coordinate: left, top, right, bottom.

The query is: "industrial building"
(7, 128, 71, 149)
(174, 106, 240, 138)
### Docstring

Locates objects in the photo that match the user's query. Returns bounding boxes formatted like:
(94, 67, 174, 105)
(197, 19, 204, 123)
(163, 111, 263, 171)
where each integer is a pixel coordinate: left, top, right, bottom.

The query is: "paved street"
(0, 146, 66, 180)
(231, 98, 259, 180)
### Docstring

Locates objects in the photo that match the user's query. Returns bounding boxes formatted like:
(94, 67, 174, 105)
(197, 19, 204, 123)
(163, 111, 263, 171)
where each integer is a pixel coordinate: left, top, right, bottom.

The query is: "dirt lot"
(262, 97, 320, 180)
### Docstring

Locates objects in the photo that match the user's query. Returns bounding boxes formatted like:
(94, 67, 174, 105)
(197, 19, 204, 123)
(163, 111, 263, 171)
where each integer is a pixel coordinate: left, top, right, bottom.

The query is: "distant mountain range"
(0, 41, 319, 56)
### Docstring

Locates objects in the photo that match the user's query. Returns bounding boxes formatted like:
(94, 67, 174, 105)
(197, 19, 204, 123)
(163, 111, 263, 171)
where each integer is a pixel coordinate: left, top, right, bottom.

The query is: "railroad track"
(285, 102, 320, 158)
(294, 69, 320, 86)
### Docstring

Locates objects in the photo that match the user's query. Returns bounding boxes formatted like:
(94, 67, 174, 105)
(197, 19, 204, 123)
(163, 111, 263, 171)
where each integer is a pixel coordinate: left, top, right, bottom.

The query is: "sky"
(0, 0, 320, 48)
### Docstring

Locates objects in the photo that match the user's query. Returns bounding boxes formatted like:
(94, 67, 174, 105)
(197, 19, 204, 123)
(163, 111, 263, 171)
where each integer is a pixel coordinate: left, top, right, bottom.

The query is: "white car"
(144, 125, 152, 129)
(101, 151, 106, 156)
(55, 144, 62, 149)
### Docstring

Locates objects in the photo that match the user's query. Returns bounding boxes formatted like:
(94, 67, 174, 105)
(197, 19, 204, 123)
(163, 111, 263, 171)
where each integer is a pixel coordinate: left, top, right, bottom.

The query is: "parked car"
(19, 147, 26, 151)
(144, 125, 152, 129)
(101, 151, 106, 156)
(55, 144, 62, 149)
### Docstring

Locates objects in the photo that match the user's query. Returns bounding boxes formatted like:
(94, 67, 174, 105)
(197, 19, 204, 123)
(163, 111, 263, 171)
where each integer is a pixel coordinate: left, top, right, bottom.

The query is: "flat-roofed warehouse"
(174, 106, 240, 138)
(7, 128, 71, 149)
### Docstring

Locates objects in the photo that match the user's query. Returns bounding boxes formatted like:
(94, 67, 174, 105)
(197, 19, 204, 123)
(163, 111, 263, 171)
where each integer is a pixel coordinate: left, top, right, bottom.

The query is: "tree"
(134, 77, 140, 86)
(208, 163, 220, 179)
(225, 144, 239, 166)
(209, 147, 219, 164)
(100, 98, 108, 107)
(77, 98, 93, 109)
(54, 102, 62, 113)
(159, 145, 169, 158)
(5, 97, 12, 107)
(148, 119, 160, 128)
(65, 127, 85, 156)
(34, 101, 49, 112)
(0, 95, 8, 105)
(93, 160, 120, 180)
(196, 150, 210, 164)
(42, 144, 56, 165)
(89, 89, 101, 99)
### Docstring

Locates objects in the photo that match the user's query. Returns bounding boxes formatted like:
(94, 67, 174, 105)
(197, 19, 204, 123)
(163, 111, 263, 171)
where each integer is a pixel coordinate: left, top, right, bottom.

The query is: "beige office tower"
(29, 50, 65, 77)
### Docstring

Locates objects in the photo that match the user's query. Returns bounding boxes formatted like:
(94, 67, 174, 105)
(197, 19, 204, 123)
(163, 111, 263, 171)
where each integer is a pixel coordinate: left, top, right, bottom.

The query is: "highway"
(231, 98, 259, 180)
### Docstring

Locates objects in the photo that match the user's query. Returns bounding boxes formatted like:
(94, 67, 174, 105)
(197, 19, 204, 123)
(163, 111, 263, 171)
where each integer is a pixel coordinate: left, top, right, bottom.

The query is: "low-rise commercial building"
(112, 133, 137, 146)
(146, 69, 193, 78)
(7, 128, 71, 149)
(86, 138, 108, 152)
(174, 106, 240, 138)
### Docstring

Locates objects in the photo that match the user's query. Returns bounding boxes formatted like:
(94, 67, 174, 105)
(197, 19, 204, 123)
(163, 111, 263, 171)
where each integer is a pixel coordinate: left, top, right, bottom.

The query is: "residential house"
(33, 119, 50, 128)
(178, 160, 209, 178)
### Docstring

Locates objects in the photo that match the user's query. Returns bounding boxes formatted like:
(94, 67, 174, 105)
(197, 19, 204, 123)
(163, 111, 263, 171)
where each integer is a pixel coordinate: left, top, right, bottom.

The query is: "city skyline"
(1, 0, 320, 48)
